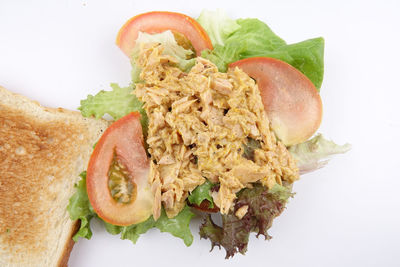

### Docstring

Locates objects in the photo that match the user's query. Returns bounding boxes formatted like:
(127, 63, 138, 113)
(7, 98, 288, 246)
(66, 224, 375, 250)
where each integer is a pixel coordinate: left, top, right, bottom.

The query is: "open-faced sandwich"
(67, 10, 351, 258)
(0, 10, 351, 265)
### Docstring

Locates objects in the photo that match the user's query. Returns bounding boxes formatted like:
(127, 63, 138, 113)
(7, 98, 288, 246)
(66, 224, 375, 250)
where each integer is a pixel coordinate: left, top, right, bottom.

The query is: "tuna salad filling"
(134, 43, 299, 219)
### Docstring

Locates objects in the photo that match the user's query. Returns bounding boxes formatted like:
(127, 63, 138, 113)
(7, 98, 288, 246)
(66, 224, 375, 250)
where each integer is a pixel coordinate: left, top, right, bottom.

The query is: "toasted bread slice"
(0, 86, 108, 267)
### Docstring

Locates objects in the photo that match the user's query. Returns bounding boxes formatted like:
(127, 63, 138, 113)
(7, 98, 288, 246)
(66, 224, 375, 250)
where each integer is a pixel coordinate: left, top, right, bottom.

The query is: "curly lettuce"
(78, 83, 148, 134)
(67, 172, 95, 241)
(199, 183, 292, 258)
(155, 205, 195, 246)
(104, 205, 194, 246)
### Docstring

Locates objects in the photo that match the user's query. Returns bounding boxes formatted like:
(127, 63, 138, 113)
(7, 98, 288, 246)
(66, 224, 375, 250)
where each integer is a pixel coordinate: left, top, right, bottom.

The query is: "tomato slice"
(229, 57, 323, 146)
(86, 112, 153, 226)
(116, 11, 213, 57)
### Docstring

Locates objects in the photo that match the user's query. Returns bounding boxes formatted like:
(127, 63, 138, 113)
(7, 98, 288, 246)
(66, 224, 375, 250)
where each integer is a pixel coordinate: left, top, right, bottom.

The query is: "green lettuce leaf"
(79, 83, 144, 120)
(155, 205, 195, 246)
(104, 206, 195, 246)
(188, 180, 215, 208)
(199, 183, 292, 258)
(67, 172, 95, 241)
(201, 17, 324, 89)
(201, 18, 287, 72)
(79, 83, 148, 132)
(68, 173, 195, 245)
(131, 30, 195, 81)
(274, 38, 325, 91)
(289, 134, 351, 174)
(223, 18, 287, 54)
(121, 217, 157, 243)
(197, 9, 240, 46)
(103, 216, 156, 244)
(103, 221, 123, 235)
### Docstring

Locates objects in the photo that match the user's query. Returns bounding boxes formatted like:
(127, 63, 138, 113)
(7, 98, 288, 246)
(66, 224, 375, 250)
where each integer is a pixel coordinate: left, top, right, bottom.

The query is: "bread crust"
(0, 86, 108, 267)
(57, 221, 80, 267)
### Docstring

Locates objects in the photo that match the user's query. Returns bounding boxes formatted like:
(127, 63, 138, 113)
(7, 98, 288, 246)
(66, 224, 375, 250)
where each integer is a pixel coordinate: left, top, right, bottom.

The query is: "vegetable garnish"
(116, 11, 213, 57)
(68, 9, 350, 258)
(68, 172, 195, 245)
(67, 171, 94, 241)
(229, 57, 323, 146)
(86, 112, 153, 226)
(198, 10, 324, 89)
(188, 181, 219, 213)
(200, 183, 292, 258)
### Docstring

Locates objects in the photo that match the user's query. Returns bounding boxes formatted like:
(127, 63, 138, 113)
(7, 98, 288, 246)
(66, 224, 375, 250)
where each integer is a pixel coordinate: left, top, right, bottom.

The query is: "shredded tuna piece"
(135, 44, 299, 217)
(149, 162, 162, 220)
(211, 76, 233, 95)
(235, 205, 249, 219)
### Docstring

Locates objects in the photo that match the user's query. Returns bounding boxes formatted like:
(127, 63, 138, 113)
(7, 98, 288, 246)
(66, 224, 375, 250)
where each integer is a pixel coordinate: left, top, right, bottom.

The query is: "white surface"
(1, 1, 399, 266)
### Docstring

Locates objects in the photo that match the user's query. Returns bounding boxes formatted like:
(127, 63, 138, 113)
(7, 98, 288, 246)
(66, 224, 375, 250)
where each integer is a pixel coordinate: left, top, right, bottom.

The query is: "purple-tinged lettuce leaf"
(200, 183, 292, 258)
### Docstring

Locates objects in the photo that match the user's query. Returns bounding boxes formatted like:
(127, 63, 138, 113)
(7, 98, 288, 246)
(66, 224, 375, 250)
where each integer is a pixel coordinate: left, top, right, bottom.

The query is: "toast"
(0, 86, 108, 267)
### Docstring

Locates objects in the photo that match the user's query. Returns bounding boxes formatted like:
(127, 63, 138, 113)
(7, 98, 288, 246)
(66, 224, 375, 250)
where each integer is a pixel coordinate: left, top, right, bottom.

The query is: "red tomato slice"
(229, 57, 323, 146)
(86, 112, 153, 226)
(116, 11, 213, 57)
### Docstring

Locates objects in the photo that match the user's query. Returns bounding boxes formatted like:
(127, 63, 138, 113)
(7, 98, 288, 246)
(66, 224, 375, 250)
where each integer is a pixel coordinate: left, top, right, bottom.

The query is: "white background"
(1, 1, 399, 266)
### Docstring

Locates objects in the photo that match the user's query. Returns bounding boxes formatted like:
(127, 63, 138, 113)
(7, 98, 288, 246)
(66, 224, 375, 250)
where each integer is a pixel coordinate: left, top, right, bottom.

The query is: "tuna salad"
(67, 10, 351, 258)
(135, 43, 299, 219)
